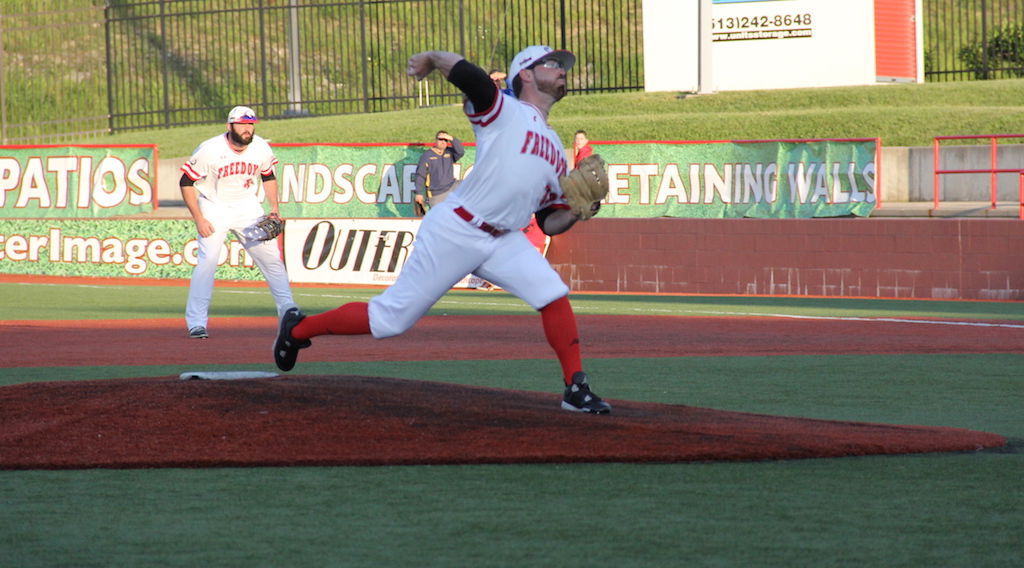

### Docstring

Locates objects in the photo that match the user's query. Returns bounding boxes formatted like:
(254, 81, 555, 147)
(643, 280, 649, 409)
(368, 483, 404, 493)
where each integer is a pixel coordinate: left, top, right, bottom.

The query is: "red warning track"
(0, 314, 1014, 469)
(3, 313, 1024, 367)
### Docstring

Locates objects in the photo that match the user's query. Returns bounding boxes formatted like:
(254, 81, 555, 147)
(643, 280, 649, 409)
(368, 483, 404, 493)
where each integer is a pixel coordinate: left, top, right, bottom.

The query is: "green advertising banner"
(0, 218, 262, 280)
(593, 140, 878, 218)
(272, 140, 874, 219)
(274, 144, 477, 219)
(0, 145, 157, 218)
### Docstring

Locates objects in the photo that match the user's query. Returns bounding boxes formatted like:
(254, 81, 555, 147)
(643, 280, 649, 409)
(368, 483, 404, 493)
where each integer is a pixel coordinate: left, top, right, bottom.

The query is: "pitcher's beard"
(538, 80, 567, 102)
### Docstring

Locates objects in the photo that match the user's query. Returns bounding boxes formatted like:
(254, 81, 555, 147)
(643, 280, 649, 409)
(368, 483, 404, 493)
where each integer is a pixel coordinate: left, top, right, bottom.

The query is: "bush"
(958, 24, 1024, 79)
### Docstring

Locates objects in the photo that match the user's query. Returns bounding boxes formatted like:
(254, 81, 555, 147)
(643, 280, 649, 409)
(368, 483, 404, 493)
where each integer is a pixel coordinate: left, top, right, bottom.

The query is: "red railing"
(1019, 172, 1024, 220)
(933, 134, 1024, 216)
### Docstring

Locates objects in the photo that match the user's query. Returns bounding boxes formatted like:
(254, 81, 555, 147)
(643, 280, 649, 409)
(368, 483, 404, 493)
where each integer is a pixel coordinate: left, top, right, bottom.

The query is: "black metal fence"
(103, 0, 644, 133)
(924, 0, 1024, 81)
(0, 2, 109, 143)
(3, 0, 1023, 143)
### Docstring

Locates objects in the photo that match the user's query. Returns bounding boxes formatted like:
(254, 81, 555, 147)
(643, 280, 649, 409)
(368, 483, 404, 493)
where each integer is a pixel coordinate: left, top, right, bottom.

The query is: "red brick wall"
(546, 218, 1024, 300)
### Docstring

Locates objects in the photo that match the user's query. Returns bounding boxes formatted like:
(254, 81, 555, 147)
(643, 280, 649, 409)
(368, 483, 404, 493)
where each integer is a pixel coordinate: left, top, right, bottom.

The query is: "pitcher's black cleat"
(561, 371, 611, 414)
(273, 307, 311, 371)
(188, 326, 209, 339)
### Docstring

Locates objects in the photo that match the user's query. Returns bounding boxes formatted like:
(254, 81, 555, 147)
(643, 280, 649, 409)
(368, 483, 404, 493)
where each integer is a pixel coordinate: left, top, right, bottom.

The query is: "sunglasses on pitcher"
(532, 59, 566, 70)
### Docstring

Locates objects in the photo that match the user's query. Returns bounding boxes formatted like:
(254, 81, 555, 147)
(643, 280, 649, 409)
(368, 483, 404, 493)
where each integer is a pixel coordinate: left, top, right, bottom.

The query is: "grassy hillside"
(4, 1, 1020, 146)
(90, 78, 1024, 158)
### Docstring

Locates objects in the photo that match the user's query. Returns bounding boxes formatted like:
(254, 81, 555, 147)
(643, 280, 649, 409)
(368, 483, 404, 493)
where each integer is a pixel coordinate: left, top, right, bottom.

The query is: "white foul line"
(621, 308, 1024, 329)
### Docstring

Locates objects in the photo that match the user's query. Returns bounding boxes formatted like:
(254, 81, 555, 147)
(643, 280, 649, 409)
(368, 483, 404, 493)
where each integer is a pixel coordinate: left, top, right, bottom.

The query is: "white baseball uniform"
(368, 90, 570, 338)
(275, 49, 609, 412)
(181, 133, 296, 329)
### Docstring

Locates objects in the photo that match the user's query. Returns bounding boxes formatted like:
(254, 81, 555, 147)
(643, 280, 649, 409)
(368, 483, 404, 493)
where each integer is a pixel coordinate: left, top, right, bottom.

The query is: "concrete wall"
(881, 144, 1024, 203)
(907, 144, 1024, 202)
(157, 156, 188, 205)
(546, 217, 1024, 300)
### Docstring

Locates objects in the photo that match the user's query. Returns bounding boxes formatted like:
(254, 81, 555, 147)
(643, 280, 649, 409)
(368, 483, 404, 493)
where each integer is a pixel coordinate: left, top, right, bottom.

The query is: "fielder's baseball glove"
(254, 213, 284, 241)
(560, 154, 609, 221)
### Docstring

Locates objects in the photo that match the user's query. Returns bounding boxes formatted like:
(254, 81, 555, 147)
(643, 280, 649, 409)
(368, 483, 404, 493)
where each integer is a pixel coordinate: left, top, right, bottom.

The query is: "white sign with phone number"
(643, 0, 876, 92)
(711, 0, 875, 90)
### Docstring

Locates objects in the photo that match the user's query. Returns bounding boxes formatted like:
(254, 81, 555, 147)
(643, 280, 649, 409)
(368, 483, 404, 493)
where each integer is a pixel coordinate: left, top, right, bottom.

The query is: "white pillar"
(642, 0, 701, 93)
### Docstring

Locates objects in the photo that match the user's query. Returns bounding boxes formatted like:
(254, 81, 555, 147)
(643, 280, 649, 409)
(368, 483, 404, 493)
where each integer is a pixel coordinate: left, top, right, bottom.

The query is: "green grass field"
(1, 282, 1021, 567)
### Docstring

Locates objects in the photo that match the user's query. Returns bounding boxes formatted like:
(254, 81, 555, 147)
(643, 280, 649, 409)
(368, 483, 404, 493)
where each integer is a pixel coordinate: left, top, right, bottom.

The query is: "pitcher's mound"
(0, 375, 1005, 470)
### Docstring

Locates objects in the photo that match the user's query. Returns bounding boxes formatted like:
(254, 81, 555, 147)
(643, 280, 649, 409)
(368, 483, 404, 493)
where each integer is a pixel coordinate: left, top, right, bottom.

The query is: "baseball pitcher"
(273, 47, 611, 413)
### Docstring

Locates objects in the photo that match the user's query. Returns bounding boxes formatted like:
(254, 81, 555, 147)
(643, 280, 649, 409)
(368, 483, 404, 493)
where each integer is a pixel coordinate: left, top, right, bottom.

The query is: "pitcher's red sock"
(293, 302, 371, 340)
(540, 295, 582, 386)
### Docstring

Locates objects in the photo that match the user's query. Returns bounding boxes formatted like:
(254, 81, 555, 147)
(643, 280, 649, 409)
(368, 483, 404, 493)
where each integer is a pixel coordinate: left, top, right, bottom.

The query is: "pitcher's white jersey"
(453, 93, 569, 231)
(181, 133, 278, 204)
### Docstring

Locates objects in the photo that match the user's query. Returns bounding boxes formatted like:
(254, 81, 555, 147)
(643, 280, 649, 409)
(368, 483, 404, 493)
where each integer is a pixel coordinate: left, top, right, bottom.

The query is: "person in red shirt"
(572, 129, 593, 168)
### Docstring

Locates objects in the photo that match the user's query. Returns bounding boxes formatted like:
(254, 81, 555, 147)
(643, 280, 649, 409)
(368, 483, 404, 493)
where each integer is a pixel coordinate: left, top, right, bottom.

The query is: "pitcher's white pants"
(185, 197, 296, 329)
(368, 198, 568, 339)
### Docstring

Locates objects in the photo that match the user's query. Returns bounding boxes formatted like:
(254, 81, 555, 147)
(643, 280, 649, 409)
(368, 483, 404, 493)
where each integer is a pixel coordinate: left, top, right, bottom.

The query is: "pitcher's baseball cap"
(508, 45, 575, 84)
(227, 106, 258, 124)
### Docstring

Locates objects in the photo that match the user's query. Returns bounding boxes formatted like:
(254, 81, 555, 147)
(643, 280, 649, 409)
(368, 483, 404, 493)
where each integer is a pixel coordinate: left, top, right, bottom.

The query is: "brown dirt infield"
(0, 314, 1014, 469)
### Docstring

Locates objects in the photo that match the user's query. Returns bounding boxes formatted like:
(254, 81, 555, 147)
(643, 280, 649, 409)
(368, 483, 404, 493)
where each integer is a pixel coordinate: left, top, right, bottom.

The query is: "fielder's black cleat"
(273, 307, 311, 371)
(561, 371, 611, 414)
(188, 326, 209, 339)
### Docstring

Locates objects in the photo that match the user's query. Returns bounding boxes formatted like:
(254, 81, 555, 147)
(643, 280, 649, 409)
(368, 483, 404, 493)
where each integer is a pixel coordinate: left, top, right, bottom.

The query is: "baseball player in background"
(273, 46, 611, 413)
(180, 105, 298, 339)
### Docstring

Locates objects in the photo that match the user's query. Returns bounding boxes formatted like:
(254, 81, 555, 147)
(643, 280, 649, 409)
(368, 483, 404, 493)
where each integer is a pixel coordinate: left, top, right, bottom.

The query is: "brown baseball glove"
(254, 213, 284, 241)
(560, 154, 608, 221)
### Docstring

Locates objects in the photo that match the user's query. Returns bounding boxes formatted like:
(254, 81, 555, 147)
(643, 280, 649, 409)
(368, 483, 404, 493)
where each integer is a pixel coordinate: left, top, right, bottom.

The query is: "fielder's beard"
(228, 128, 253, 146)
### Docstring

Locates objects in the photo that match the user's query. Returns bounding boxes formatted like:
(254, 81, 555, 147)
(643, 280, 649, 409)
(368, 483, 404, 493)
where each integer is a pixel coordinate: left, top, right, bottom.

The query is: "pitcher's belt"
(453, 206, 507, 237)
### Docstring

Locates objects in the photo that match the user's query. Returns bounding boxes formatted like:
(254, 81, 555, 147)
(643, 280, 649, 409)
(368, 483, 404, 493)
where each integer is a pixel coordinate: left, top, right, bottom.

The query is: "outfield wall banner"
(284, 217, 484, 288)
(594, 140, 877, 218)
(0, 145, 157, 218)
(0, 219, 263, 279)
(0, 217, 543, 287)
(273, 144, 476, 219)
(271, 141, 874, 219)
